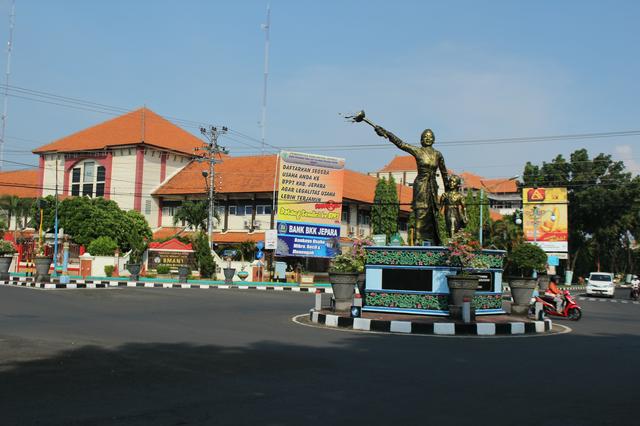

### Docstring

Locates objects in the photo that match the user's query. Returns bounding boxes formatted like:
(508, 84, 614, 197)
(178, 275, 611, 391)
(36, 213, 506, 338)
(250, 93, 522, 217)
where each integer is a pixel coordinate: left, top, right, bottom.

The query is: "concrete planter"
(0, 255, 12, 280)
(126, 263, 141, 281)
(509, 277, 537, 315)
(537, 275, 550, 292)
(329, 272, 357, 311)
(178, 266, 190, 283)
(34, 256, 53, 283)
(447, 275, 479, 307)
(357, 272, 366, 301)
(223, 268, 236, 284)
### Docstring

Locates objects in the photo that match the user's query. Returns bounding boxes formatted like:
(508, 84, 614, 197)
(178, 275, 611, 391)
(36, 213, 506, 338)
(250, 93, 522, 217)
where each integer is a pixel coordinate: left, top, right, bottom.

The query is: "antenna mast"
(260, 4, 270, 155)
(0, 0, 16, 171)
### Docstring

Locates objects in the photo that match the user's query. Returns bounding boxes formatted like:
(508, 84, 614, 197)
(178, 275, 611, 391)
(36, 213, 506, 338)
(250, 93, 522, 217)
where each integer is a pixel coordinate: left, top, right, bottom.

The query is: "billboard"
(522, 187, 568, 252)
(276, 151, 345, 258)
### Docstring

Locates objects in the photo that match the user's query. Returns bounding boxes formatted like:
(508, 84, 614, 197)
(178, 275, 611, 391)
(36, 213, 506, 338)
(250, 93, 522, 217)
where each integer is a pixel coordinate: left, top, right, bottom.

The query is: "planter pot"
(35, 256, 53, 283)
(126, 263, 141, 281)
(223, 268, 236, 284)
(0, 255, 12, 280)
(237, 270, 249, 281)
(509, 277, 537, 315)
(357, 272, 366, 300)
(447, 275, 480, 307)
(329, 272, 358, 311)
(178, 266, 190, 283)
(537, 275, 550, 292)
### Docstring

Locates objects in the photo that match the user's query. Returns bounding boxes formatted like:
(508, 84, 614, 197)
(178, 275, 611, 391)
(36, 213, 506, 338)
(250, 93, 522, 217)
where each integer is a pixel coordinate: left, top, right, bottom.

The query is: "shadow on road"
(1, 330, 639, 426)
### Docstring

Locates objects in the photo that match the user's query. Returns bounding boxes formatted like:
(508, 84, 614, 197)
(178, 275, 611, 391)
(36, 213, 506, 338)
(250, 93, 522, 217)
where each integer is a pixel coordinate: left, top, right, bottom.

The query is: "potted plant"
(237, 264, 249, 281)
(223, 256, 236, 284)
(507, 242, 548, 314)
(328, 253, 359, 311)
(126, 236, 147, 281)
(34, 237, 53, 283)
(0, 240, 16, 280)
(178, 265, 190, 283)
(445, 230, 489, 313)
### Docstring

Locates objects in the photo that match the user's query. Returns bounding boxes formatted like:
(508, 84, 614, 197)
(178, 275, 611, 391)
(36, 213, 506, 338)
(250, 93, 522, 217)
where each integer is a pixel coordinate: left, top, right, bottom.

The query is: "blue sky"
(0, 0, 638, 178)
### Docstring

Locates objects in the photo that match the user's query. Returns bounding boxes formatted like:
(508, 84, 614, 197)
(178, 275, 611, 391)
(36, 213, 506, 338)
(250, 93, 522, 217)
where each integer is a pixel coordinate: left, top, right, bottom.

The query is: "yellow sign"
(522, 187, 568, 252)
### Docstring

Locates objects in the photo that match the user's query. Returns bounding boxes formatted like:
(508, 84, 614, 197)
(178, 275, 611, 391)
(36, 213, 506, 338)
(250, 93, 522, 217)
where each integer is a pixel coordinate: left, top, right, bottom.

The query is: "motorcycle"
(631, 281, 640, 301)
(530, 290, 582, 321)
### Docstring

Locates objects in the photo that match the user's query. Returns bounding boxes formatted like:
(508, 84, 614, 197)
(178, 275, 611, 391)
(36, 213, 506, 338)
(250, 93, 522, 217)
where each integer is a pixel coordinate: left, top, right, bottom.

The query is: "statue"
(440, 174, 467, 238)
(348, 110, 449, 245)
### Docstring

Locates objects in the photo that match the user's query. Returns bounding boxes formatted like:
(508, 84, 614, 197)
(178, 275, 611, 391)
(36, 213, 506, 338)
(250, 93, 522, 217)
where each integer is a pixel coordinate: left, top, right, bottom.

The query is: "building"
(0, 108, 412, 245)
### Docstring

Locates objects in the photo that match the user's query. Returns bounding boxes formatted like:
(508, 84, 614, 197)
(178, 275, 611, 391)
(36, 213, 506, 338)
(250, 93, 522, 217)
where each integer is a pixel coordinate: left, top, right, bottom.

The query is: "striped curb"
(578, 296, 640, 305)
(0, 279, 332, 293)
(308, 310, 553, 336)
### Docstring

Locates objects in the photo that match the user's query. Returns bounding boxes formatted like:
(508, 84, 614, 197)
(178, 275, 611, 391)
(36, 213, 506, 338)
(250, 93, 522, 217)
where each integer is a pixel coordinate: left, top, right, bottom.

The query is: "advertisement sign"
(148, 251, 196, 269)
(522, 187, 568, 252)
(276, 151, 345, 258)
(264, 230, 278, 250)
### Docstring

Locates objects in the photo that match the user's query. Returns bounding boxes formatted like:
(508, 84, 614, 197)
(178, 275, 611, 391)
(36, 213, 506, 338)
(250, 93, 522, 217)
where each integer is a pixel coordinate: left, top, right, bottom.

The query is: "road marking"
(589, 298, 596, 301)
(621, 301, 629, 304)
(610, 300, 618, 303)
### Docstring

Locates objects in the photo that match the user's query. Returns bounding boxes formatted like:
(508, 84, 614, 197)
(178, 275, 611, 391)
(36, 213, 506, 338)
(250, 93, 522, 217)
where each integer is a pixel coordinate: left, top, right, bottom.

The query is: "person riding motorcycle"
(546, 276, 564, 313)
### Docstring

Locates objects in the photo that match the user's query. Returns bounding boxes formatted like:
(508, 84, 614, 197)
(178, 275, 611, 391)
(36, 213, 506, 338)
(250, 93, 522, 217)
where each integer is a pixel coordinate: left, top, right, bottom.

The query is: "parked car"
(586, 272, 615, 298)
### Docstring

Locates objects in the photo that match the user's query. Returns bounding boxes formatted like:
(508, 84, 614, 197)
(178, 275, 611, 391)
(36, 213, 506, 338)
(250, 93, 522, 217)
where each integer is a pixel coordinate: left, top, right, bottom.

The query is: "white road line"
(610, 300, 618, 303)
(589, 298, 596, 301)
(621, 301, 629, 304)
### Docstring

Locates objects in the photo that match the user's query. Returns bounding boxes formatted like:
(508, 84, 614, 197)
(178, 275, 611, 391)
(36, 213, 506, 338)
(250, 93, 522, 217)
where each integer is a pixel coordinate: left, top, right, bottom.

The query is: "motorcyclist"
(631, 275, 640, 300)
(546, 276, 564, 313)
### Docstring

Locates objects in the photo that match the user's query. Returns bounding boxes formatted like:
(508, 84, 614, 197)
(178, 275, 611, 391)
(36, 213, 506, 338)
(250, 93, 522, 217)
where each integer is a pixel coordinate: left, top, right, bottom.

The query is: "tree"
(87, 236, 118, 256)
(488, 213, 524, 252)
(193, 231, 215, 278)
(237, 240, 255, 263)
(371, 177, 400, 240)
(522, 148, 640, 277)
(173, 200, 209, 231)
(0, 195, 20, 239)
(371, 178, 387, 237)
(463, 190, 488, 242)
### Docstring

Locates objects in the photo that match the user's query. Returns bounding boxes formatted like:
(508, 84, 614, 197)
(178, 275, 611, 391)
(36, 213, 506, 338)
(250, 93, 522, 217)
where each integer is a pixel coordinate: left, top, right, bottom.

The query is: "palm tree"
(173, 200, 218, 232)
(237, 240, 255, 264)
(17, 198, 35, 231)
(0, 195, 21, 239)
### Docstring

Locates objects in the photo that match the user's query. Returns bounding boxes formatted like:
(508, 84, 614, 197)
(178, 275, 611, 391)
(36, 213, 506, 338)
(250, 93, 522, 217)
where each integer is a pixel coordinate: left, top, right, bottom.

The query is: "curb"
(0, 278, 333, 293)
(308, 310, 553, 336)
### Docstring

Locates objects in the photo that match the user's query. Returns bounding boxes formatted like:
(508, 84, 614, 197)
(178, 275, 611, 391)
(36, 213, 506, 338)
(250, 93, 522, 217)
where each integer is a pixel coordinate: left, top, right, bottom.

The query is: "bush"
(194, 232, 216, 279)
(104, 265, 115, 277)
(87, 236, 118, 256)
(507, 243, 548, 276)
(0, 240, 16, 256)
(329, 253, 360, 273)
(156, 264, 171, 275)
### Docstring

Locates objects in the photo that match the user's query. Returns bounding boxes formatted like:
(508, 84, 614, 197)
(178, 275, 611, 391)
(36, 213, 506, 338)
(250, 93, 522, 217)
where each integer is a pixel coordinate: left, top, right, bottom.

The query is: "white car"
(586, 272, 615, 298)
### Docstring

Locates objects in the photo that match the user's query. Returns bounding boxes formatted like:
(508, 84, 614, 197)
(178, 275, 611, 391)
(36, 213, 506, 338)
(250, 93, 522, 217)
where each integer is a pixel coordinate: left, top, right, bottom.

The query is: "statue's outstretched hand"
(374, 126, 387, 138)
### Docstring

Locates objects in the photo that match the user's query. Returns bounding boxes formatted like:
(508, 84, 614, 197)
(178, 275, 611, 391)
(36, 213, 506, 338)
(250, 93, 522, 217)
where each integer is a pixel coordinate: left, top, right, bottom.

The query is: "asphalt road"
(1, 286, 639, 426)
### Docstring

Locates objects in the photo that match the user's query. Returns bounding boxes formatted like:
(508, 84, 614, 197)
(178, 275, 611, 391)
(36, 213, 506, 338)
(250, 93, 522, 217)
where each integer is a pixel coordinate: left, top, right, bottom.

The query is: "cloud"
(614, 145, 640, 175)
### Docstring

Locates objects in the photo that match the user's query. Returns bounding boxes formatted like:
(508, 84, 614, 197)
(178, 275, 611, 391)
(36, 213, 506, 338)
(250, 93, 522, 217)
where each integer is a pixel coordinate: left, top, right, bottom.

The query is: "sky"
(0, 0, 638, 179)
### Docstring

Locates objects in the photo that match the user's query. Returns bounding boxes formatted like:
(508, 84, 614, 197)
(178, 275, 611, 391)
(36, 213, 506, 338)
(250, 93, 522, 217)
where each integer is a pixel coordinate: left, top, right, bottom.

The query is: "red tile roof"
(148, 238, 193, 251)
(154, 155, 413, 211)
(33, 108, 205, 155)
(379, 155, 417, 172)
(0, 169, 40, 198)
(458, 171, 518, 193)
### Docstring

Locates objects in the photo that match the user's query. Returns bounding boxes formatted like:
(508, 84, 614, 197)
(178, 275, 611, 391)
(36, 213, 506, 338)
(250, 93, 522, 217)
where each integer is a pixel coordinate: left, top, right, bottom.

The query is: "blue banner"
(276, 220, 340, 258)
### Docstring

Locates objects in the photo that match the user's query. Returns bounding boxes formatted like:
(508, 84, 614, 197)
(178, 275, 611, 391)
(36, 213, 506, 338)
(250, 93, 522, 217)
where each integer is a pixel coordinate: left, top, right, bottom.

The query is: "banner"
(522, 187, 568, 252)
(276, 151, 344, 258)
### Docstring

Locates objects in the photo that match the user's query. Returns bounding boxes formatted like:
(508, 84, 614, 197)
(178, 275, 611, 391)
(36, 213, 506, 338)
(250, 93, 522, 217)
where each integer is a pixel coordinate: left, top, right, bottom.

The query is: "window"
(358, 211, 370, 226)
(245, 206, 253, 215)
(341, 209, 349, 222)
(70, 161, 106, 198)
(145, 199, 152, 215)
(162, 206, 177, 216)
(228, 206, 237, 215)
(256, 205, 272, 215)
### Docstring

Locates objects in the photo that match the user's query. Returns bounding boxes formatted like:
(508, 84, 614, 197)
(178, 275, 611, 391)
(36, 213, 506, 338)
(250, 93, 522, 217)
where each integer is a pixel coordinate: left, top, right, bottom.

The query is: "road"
(1, 285, 639, 425)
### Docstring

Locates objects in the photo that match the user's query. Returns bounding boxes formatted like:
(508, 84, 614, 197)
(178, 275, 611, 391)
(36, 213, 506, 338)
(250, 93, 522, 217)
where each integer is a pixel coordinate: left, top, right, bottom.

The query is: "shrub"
(194, 232, 216, 279)
(87, 236, 118, 256)
(156, 264, 171, 275)
(329, 253, 360, 273)
(104, 265, 115, 277)
(0, 240, 16, 256)
(507, 243, 548, 276)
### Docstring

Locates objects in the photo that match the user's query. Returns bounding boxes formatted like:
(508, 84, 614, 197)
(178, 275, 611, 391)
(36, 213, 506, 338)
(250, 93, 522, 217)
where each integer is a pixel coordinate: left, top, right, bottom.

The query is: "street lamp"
(479, 175, 519, 247)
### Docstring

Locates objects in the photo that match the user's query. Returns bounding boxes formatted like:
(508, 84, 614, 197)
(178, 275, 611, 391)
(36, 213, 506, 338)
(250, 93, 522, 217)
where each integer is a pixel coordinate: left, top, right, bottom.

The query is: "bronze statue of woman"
(373, 125, 449, 245)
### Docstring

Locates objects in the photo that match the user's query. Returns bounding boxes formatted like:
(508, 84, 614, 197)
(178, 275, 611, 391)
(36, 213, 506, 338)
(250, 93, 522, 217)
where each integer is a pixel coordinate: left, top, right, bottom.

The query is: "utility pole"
(198, 126, 228, 249)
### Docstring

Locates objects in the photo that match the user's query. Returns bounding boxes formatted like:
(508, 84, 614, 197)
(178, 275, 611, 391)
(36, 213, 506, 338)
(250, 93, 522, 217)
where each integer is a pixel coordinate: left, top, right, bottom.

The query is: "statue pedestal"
(362, 246, 507, 316)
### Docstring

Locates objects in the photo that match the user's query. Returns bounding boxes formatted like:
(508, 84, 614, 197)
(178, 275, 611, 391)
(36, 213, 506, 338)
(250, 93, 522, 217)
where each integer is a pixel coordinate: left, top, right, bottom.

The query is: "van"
(586, 272, 615, 298)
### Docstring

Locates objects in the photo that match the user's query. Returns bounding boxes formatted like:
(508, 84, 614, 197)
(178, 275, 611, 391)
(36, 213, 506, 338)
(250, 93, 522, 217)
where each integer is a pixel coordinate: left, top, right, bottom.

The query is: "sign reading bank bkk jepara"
(276, 151, 345, 258)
